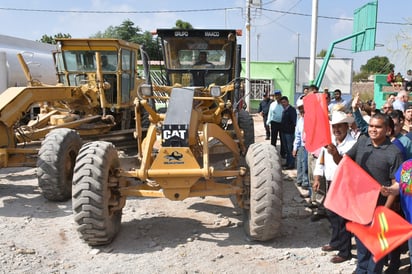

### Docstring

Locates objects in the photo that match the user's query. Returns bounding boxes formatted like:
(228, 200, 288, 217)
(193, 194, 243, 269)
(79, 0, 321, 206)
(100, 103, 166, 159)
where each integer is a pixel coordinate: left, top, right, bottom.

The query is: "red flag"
(346, 206, 412, 262)
(303, 93, 331, 152)
(324, 155, 381, 224)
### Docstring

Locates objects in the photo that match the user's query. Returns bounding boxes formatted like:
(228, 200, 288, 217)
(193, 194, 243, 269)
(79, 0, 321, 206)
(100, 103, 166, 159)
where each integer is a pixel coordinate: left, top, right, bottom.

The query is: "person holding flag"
(343, 112, 404, 273)
(312, 111, 357, 264)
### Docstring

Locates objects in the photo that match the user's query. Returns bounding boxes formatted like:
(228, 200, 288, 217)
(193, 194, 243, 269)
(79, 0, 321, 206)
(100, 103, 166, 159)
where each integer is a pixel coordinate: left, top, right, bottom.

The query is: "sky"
(1, 0, 412, 74)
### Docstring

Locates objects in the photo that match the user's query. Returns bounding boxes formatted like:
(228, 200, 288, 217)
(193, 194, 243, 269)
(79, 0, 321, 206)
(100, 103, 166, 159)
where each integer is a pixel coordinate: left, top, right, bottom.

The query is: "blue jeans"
(409, 238, 412, 268)
(355, 236, 385, 274)
(281, 132, 295, 167)
(296, 146, 309, 186)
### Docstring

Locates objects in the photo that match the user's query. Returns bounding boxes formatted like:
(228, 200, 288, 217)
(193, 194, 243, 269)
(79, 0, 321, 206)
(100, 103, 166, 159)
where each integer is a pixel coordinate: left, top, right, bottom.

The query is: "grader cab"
(71, 29, 283, 246)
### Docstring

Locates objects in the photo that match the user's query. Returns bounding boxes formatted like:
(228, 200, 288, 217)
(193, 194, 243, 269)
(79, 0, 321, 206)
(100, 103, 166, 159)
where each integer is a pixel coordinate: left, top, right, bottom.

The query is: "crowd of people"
(387, 69, 412, 91)
(258, 85, 412, 274)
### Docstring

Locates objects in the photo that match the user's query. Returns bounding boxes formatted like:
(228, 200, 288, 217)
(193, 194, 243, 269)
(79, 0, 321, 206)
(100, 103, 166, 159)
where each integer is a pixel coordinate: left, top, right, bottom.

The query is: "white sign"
(295, 57, 353, 94)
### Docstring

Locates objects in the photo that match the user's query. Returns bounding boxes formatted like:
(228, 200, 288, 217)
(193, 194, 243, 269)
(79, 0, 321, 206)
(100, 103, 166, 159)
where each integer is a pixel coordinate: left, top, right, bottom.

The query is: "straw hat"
(330, 111, 354, 125)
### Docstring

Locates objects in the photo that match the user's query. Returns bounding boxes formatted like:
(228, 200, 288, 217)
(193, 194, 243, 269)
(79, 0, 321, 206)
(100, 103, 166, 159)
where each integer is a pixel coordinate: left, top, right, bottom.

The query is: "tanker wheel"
(72, 141, 122, 246)
(37, 128, 81, 202)
(237, 109, 255, 152)
(243, 142, 283, 241)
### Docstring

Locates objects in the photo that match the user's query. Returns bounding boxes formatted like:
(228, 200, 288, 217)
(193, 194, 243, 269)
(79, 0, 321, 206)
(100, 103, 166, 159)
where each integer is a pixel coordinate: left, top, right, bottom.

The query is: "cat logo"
(164, 151, 183, 161)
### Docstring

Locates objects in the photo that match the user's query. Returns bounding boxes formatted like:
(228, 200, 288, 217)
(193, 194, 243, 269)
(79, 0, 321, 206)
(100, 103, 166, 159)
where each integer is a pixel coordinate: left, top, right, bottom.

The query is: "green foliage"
(317, 49, 334, 58)
(353, 56, 395, 82)
(353, 70, 370, 82)
(173, 20, 193, 30)
(39, 33, 72, 44)
(135, 31, 162, 61)
(39, 18, 196, 61)
(359, 56, 394, 74)
(90, 19, 160, 61)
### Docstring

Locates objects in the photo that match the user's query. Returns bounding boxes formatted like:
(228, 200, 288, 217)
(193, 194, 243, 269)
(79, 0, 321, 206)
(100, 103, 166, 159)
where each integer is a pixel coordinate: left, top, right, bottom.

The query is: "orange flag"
(303, 93, 331, 152)
(324, 155, 381, 224)
(346, 206, 412, 262)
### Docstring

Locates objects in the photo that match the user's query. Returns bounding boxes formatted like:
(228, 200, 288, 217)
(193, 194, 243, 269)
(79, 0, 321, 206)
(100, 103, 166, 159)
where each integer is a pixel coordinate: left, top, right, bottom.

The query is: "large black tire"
(72, 141, 122, 246)
(238, 109, 254, 151)
(37, 128, 82, 201)
(243, 142, 282, 241)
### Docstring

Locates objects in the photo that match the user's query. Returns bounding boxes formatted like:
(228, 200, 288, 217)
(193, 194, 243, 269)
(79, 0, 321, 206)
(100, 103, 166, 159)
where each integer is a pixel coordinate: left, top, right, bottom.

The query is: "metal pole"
(245, 0, 251, 111)
(296, 33, 300, 94)
(256, 33, 260, 61)
(309, 0, 318, 84)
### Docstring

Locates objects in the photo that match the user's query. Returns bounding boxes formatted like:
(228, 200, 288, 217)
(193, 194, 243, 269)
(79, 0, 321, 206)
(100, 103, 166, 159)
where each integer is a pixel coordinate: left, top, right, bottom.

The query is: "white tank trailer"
(0, 34, 56, 93)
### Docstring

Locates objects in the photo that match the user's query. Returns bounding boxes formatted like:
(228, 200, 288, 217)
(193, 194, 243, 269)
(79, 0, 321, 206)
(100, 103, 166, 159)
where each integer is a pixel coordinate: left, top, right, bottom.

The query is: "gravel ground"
(0, 115, 410, 274)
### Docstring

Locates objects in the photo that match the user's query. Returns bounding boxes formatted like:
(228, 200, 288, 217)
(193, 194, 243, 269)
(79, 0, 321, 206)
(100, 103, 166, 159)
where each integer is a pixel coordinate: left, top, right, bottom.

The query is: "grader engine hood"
(161, 88, 193, 147)
(150, 88, 201, 200)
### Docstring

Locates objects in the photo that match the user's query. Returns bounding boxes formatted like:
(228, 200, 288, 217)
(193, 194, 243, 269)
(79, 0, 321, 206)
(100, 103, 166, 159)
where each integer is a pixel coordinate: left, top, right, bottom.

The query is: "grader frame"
(0, 38, 141, 168)
(71, 29, 283, 246)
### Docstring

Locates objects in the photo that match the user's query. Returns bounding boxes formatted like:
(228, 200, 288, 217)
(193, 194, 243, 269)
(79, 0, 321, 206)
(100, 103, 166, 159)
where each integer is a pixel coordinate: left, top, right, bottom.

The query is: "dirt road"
(0, 115, 409, 273)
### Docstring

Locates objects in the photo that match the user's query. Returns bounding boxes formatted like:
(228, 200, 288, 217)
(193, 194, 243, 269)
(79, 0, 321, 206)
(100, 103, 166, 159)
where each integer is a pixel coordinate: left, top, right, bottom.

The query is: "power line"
(0, 6, 236, 14)
(261, 7, 412, 26)
(0, 6, 411, 26)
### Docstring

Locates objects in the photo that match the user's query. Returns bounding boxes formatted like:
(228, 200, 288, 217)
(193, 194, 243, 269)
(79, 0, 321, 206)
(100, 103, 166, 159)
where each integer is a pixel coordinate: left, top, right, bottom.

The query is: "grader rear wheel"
(72, 141, 123, 246)
(37, 128, 82, 201)
(237, 109, 254, 151)
(243, 142, 283, 241)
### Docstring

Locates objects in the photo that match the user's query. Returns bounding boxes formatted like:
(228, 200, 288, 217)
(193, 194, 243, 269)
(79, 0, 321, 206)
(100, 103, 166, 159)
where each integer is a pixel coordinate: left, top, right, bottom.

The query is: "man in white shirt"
(312, 111, 357, 264)
(329, 89, 348, 112)
(266, 90, 284, 150)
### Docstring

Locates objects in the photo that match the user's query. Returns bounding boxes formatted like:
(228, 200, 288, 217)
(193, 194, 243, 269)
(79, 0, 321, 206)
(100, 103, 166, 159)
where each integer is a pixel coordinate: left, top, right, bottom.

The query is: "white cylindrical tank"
(0, 34, 57, 93)
(0, 52, 7, 92)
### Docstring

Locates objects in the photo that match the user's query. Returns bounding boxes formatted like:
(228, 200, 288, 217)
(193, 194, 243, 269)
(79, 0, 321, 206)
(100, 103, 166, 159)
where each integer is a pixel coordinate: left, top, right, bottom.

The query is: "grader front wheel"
(243, 142, 283, 241)
(72, 141, 123, 246)
(37, 128, 82, 201)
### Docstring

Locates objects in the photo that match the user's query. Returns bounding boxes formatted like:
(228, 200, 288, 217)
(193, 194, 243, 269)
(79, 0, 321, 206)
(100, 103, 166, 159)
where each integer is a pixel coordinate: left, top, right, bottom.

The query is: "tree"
(39, 33, 72, 44)
(359, 56, 394, 74)
(353, 56, 394, 82)
(173, 20, 193, 30)
(317, 49, 334, 58)
(135, 31, 162, 61)
(91, 19, 160, 61)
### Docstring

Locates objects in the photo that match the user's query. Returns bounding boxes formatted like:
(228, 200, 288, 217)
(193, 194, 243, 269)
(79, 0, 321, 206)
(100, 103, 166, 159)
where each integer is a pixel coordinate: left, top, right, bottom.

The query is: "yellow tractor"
(71, 29, 283, 245)
(0, 38, 142, 201)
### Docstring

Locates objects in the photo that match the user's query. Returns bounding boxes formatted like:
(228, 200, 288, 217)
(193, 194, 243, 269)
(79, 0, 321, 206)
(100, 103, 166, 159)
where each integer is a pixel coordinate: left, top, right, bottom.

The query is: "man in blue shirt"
(266, 90, 283, 149)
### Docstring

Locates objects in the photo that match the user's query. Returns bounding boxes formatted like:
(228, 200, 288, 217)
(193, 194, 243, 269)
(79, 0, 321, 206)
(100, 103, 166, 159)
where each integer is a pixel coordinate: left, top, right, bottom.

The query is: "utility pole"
(245, 0, 251, 111)
(309, 0, 318, 84)
(256, 33, 260, 61)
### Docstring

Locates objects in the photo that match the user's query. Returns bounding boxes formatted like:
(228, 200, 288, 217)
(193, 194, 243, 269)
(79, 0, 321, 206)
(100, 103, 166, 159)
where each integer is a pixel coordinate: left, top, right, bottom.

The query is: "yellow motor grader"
(71, 29, 283, 245)
(0, 38, 142, 201)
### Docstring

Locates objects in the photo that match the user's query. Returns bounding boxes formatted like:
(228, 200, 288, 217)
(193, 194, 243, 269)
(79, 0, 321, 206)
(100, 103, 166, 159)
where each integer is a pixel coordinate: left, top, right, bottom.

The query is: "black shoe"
(330, 255, 350, 264)
(305, 202, 318, 209)
(311, 213, 326, 222)
(265, 137, 270, 140)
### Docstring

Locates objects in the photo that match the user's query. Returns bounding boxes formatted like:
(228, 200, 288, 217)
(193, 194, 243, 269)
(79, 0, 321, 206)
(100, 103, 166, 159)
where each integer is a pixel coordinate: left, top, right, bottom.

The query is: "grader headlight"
(210, 86, 221, 97)
(140, 84, 153, 97)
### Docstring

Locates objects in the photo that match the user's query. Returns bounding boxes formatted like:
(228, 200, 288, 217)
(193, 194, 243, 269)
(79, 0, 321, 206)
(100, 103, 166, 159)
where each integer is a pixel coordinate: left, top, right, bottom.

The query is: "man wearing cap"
(292, 95, 310, 189)
(258, 90, 273, 140)
(266, 90, 284, 149)
(313, 111, 357, 264)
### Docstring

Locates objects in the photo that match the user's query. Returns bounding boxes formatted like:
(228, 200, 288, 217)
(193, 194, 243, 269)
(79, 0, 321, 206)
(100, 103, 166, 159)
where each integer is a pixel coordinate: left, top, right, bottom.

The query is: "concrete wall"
(241, 61, 295, 102)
